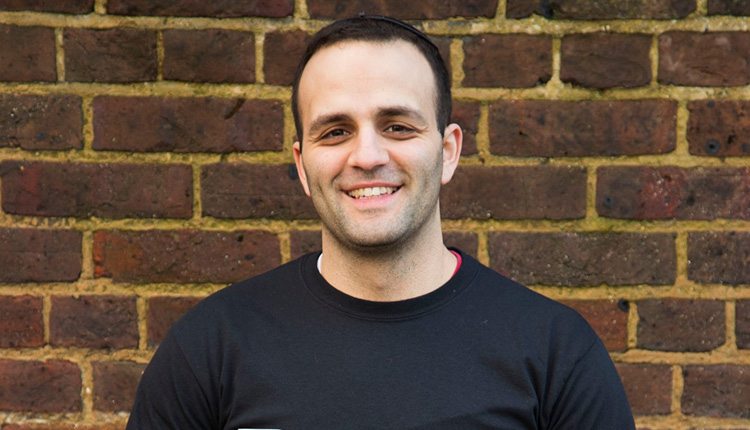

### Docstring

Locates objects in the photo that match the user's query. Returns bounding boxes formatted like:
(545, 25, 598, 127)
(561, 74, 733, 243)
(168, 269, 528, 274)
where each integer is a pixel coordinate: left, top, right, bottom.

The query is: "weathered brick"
(0, 296, 43, 348)
(0, 94, 83, 150)
(688, 232, 750, 285)
(561, 300, 628, 352)
(92, 361, 146, 412)
(463, 34, 551, 88)
(506, 0, 695, 19)
(615, 364, 672, 415)
(682, 365, 750, 418)
(637, 299, 725, 352)
(1, 161, 193, 219)
(709, 0, 750, 14)
(489, 232, 676, 286)
(687, 100, 750, 156)
(0, 360, 81, 412)
(64, 28, 156, 83)
(489, 100, 676, 157)
(0, 25, 55, 82)
(93, 96, 282, 152)
(560, 33, 651, 88)
(307, 0, 498, 19)
(94, 230, 281, 283)
(659, 32, 750, 87)
(451, 101, 479, 156)
(290, 230, 322, 260)
(108, 0, 293, 17)
(0, 0, 94, 13)
(443, 231, 478, 258)
(201, 164, 317, 219)
(0, 228, 81, 283)
(739, 300, 750, 349)
(147, 296, 203, 346)
(263, 30, 312, 86)
(597, 167, 750, 220)
(1, 425, 121, 430)
(163, 29, 254, 84)
(441, 166, 587, 220)
(50, 295, 138, 349)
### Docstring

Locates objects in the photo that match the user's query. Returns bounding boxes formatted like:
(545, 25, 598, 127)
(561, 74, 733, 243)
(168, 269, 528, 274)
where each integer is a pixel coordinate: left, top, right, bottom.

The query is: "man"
(128, 15, 634, 429)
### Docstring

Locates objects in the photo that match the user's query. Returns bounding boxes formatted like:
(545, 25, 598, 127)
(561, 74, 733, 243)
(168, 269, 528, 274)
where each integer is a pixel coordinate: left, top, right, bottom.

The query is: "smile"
(346, 186, 399, 199)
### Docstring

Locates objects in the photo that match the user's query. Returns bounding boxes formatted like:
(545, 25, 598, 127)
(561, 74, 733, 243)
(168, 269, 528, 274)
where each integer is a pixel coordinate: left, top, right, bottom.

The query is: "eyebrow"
(307, 113, 353, 138)
(376, 106, 429, 126)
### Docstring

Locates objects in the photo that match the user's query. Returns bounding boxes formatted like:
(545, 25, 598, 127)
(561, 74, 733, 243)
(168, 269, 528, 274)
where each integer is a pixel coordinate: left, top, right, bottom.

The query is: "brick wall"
(0, 0, 749, 428)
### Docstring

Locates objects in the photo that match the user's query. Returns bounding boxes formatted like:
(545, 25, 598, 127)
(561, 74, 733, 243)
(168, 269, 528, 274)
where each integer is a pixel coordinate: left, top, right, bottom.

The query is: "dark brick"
(597, 167, 750, 220)
(1, 426, 121, 430)
(451, 101, 479, 156)
(561, 300, 628, 352)
(739, 300, 750, 349)
(94, 230, 281, 283)
(92, 361, 146, 412)
(659, 32, 750, 87)
(489, 100, 676, 157)
(506, 0, 695, 19)
(290, 230, 322, 260)
(64, 28, 156, 83)
(263, 31, 312, 86)
(687, 100, 750, 156)
(443, 231, 478, 258)
(307, 0, 497, 19)
(688, 232, 750, 285)
(682, 365, 750, 418)
(1, 161, 193, 219)
(0, 228, 81, 282)
(93, 96, 282, 152)
(0, 25, 55, 82)
(489, 232, 676, 286)
(201, 164, 317, 219)
(0, 94, 83, 150)
(637, 299, 725, 352)
(561, 33, 651, 89)
(0, 360, 81, 412)
(147, 296, 203, 346)
(108, 0, 293, 17)
(463, 34, 551, 88)
(50, 295, 138, 348)
(0, 0, 94, 13)
(615, 364, 672, 415)
(708, 0, 750, 14)
(163, 29, 254, 84)
(441, 166, 587, 220)
(0, 296, 43, 348)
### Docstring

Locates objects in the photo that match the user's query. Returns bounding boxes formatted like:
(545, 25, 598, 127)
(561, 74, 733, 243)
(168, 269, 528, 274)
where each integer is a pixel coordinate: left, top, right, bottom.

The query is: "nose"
(347, 127, 390, 170)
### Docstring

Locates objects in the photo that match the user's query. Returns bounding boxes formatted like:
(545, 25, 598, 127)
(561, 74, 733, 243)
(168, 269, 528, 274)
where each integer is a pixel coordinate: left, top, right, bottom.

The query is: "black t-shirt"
(128, 250, 635, 429)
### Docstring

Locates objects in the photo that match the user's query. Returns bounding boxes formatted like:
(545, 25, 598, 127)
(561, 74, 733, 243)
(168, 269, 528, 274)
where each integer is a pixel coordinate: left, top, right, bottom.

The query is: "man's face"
(293, 40, 461, 251)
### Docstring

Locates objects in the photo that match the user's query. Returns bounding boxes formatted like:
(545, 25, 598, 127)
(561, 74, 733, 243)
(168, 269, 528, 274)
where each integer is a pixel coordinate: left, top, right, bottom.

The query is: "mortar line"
(671, 364, 684, 416)
(137, 295, 149, 350)
(80, 230, 94, 280)
(55, 27, 65, 82)
(279, 231, 292, 264)
(725, 300, 737, 352)
(650, 33, 659, 87)
(450, 37, 465, 90)
(475, 102, 491, 159)
(156, 30, 164, 81)
(255, 32, 265, 84)
(628, 300, 639, 349)
(94, 0, 107, 15)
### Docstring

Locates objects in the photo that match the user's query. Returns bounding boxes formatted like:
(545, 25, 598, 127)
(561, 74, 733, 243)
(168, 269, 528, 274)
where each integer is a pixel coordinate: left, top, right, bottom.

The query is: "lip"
(342, 182, 402, 192)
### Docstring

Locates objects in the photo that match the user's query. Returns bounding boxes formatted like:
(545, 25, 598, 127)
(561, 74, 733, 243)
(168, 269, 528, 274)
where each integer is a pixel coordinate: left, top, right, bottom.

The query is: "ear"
(440, 123, 462, 185)
(293, 141, 311, 197)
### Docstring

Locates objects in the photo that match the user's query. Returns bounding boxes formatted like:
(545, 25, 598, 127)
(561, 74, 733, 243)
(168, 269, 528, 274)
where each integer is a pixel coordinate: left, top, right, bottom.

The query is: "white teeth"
(347, 186, 398, 199)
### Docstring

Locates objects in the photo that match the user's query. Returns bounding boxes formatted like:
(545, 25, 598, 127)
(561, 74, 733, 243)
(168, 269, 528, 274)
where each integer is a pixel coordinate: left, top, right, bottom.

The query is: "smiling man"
(127, 15, 635, 430)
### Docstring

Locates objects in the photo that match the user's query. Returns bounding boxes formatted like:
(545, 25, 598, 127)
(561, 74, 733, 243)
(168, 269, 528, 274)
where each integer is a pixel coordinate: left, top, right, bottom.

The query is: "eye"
(320, 128, 350, 141)
(384, 124, 416, 136)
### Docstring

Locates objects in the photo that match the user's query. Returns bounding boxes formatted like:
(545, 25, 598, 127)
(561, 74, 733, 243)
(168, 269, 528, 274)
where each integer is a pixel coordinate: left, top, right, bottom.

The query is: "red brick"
(597, 167, 750, 220)
(688, 232, 750, 285)
(682, 365, 750, 418)
(201, 164, 317, 219)
(1, 161, 193, 218)
(93, 96, 282, 152)
(443, 231, 478, 258)
(0, 296, 43, 348)
(560, 33, 651, 88)
(739, 300, 750, 349)
(108, 0, 293, 17)
(659, 32, 750, 87)
(307, 0, 498, 19)
(290, 230, 322, 260)
(489, 232, 676, 286)
(506, 0, 695, 19)
(94, 230, 281, 283)
(687, 100, 750, 156)
(64, 28, 156, 83)
(709, 0, 750, 14)
(451, 101, 479, 156)
(0, 0, 94, 13)
(561, 300, 628, 352)
(0, 25, 55, 82)
(0, 360, 81, 412)
(440, 166, 587, 220)
(637, 299, 725, 352)
(92, 361, 146, 412)
(615, 364, 672, 415)
(0, 94, 83, 150)
(463, 34, 551, 88)
(50, 295, 138, 349)
(163, 29, 254, 84)
(147, 296, 203, 346)
(489, 100, 676, 156)
(263, 31, 312, 86)
(0, 228, 81, 282)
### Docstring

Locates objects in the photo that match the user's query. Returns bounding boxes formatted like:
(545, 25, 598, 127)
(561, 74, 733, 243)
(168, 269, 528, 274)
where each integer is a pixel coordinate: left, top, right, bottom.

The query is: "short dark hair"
(291, 15, 452, 142)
